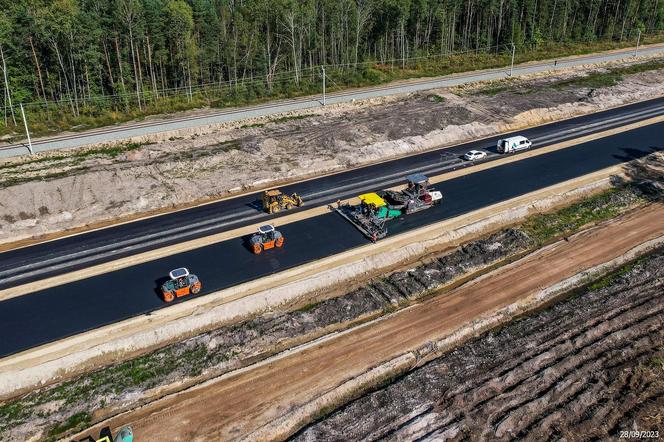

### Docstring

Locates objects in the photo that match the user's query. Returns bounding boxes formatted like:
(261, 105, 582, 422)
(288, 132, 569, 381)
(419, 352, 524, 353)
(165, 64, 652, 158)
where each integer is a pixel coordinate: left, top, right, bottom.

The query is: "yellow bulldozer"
(262, 189, 303, 214)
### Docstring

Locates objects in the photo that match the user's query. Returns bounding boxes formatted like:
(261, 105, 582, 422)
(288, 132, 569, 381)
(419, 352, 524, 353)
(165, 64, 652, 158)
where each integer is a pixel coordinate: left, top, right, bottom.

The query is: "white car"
(463, 150, 487, 161)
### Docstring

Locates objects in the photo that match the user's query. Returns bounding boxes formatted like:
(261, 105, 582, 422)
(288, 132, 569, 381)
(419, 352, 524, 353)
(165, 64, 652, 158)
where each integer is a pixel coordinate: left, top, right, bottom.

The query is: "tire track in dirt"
(389, 286, 664, 438)
(295, 253, 664, 441)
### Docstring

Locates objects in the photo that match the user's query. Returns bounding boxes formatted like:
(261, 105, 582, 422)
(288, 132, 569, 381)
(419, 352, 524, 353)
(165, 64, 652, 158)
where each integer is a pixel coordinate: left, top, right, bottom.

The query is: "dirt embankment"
(69, 203, 664, 441)
(295, 251, 664, 441)
(1, 57, 664, 243)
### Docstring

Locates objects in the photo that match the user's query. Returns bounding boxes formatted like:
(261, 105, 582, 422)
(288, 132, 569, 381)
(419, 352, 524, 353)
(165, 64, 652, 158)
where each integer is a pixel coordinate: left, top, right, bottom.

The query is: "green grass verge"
(552, 58, 664, 89)
(586, 258, 642, 291)
(521, 187, 643, 243)
(46, 412, 91, 440)
(475, 57, 664, 95)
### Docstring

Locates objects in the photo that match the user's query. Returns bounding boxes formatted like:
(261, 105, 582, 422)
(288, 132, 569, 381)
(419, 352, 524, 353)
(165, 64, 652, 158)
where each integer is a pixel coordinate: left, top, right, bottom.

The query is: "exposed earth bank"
(1, 57, 664, 243)
(294, 250, 664, 441)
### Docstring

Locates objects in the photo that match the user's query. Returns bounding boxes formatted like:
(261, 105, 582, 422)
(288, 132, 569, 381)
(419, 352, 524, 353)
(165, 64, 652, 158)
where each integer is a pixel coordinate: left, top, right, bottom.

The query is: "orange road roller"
(161, 267, 202, 302)
(250, 224, 284, 254)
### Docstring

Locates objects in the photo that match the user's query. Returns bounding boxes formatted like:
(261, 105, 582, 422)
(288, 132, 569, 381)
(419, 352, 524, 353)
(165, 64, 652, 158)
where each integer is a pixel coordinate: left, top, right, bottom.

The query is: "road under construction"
(3, 97, 664, 290)
(0, 100, 662, 358)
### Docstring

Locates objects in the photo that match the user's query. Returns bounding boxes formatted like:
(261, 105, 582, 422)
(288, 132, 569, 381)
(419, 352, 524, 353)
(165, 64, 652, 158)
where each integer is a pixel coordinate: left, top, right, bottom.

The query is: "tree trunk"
(115, 36, 128, 108)
(28, 37, 47, 106)
(0, 44, 16, 126)
(102, 38, 116, 93)
(136, 40, 145, 102)
(354, 1, 370, 67)
(85, 63, 91, 100)
(146, 35, 158, 99)
(68, 48, 80, 115)
(128, 30, 142, 110)
(282, 11, 300, 86)
(50, 39, 76, 115)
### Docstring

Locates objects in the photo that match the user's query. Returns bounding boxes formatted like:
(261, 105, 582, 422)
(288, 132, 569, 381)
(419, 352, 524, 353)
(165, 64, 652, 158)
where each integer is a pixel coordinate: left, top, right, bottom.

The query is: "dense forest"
(0, 0, 662, 130)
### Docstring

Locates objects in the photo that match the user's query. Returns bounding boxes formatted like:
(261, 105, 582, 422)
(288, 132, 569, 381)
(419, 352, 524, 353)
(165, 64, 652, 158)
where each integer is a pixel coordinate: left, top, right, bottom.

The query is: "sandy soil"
(296, 257, 664, 441)
(73, 204, 664, 441)
(1, 57, 664, 244)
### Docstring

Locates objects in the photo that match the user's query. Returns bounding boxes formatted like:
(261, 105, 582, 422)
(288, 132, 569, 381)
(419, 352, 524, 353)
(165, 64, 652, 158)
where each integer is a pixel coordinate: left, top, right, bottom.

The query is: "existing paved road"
(2, 97, 664, 290)
(2, 44, 663, 157)
(0, 119, 662, 357)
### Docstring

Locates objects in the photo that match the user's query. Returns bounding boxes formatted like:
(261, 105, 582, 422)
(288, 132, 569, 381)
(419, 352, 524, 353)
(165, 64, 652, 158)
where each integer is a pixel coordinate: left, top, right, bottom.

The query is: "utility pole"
(509, 43, 515, 77)
(322, 66, 326, 106)
(634, 29, 642, 57)
(19, 103, 33, 155)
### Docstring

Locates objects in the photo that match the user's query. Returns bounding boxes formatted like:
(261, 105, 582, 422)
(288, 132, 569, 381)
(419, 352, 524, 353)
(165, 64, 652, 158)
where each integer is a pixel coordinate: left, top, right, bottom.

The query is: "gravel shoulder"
(71, 202, 664, 441)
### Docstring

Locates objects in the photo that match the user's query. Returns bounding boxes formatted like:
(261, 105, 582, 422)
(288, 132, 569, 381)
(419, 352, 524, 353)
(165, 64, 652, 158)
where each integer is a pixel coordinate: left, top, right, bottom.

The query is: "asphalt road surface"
(0, 120, 662, 357)
(2, 97, 664, 289)
(1, 44, 662, 158)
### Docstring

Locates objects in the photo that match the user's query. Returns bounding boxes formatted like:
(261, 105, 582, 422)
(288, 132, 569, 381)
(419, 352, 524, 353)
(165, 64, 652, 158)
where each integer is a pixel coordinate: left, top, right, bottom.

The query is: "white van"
(497, 135, 532, 154)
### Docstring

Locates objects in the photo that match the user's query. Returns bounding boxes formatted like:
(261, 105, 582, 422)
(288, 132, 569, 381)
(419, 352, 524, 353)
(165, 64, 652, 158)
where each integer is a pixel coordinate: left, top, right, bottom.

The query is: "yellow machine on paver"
(262, 189, 303, 214)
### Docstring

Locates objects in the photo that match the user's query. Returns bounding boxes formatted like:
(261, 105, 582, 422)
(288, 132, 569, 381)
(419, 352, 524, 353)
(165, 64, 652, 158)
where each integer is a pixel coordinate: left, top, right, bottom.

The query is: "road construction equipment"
(335, 193, 402, 242)
(336, 175, 443, 242)
(161, 267, 202, 302)
(381, 174, 443, 214)
(250, 224, 285, 254)
(262, 189, 304, 214)
(91, 425, 133, 442)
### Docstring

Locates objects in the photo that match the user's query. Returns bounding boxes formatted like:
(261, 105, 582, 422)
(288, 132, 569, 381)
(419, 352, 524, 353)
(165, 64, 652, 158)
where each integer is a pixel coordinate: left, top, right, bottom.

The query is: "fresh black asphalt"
(2, 97, 664, 289)
(0, 120, 662, 357)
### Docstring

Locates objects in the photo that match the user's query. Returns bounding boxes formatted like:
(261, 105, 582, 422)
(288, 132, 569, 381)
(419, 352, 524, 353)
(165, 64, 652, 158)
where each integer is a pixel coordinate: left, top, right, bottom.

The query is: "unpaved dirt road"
(80, 204, 664, 441)
(297, 253, 664, 441)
